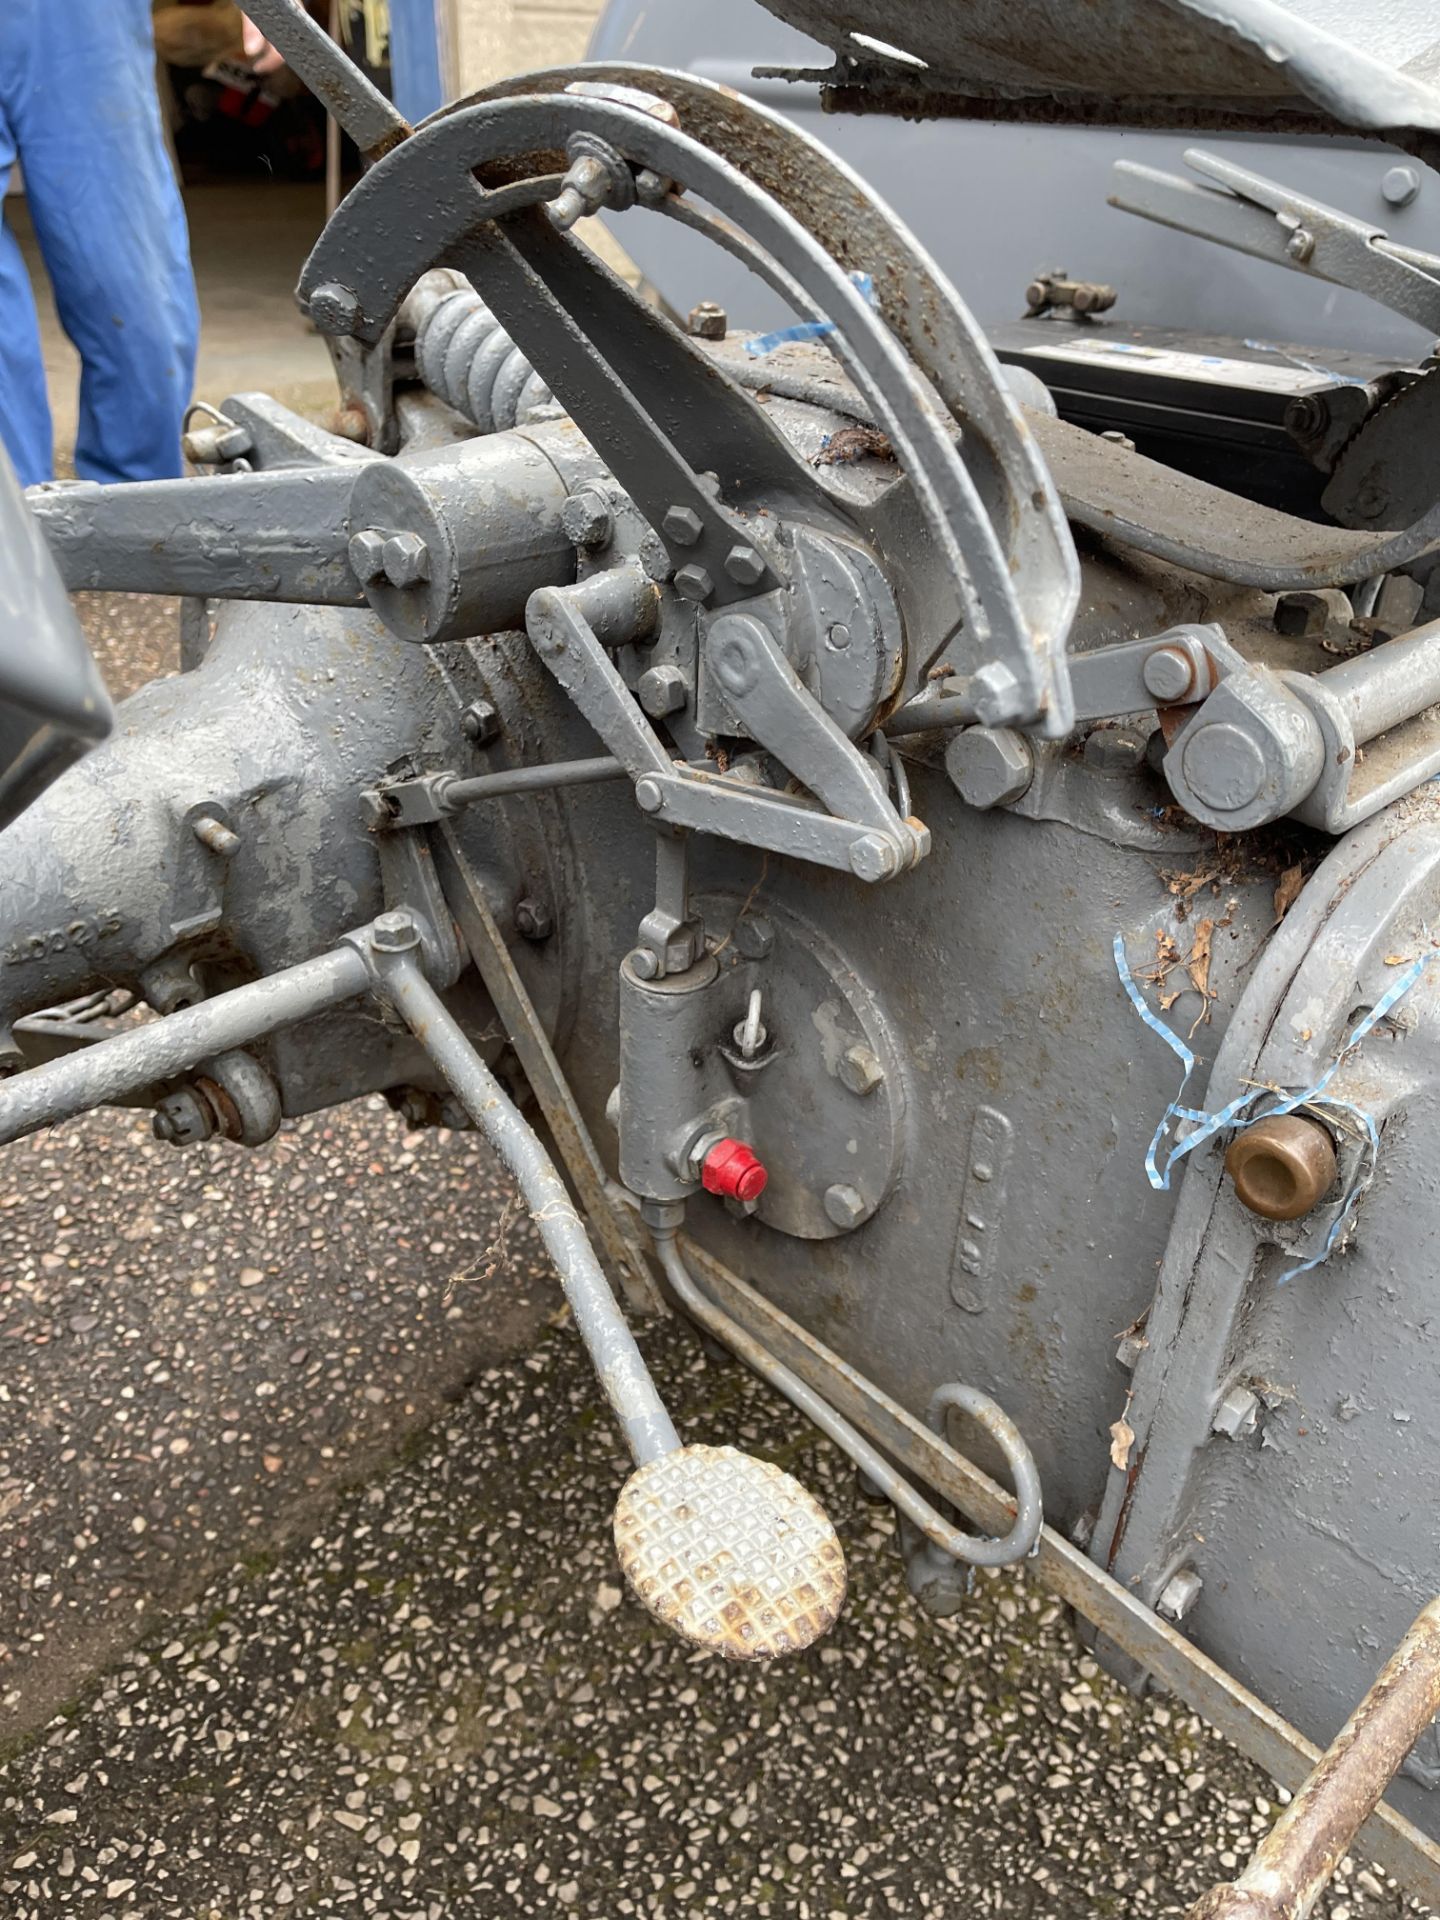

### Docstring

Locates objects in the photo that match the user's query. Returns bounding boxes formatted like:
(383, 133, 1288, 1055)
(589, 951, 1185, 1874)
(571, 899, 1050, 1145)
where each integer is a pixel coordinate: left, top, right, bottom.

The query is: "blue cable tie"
(744, 272, 876, 358)
(1114, 935, 1438, 1279)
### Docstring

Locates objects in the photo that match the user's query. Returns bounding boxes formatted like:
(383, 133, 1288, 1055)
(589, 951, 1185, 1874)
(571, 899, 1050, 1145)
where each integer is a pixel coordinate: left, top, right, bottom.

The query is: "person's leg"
(6, 0, 198, 482)
(0, 94, 56, 487)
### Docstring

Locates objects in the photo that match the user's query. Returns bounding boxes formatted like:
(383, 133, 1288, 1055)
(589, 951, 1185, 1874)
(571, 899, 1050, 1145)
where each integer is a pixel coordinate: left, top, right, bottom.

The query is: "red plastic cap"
(700, 1137, 768, 1204)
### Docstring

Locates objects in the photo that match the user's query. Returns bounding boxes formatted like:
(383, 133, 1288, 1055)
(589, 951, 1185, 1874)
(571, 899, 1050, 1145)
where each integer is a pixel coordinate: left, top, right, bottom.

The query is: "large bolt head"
(723, 544, 766, 587)
(687, 301, 727, 339)
(560, 488, 612, 549)
(371, 911, 420, 952)
(348, 528, 388, 584)
(309, 281, 360, 335)
(662, 505, 704, 547)
(944, 726, 1033, 810)
(381, 532, 431, 589)
(514, 897, 553, 941)
(1383, 164, 1421, 208)
(823, 1182, 867, 1230)
(637, 665, 688, 717)
(848, 832, 899, 882)
(673, 564, 714, 604)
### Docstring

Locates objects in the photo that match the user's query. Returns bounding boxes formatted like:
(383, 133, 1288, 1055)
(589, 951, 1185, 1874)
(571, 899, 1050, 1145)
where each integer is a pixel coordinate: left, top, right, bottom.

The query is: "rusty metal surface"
(673, 1235, 1440, 1909)
(613, 1442, 847, 1659)
(752, 0, 1440, 160)
(1187, 1598, 1440, 1919)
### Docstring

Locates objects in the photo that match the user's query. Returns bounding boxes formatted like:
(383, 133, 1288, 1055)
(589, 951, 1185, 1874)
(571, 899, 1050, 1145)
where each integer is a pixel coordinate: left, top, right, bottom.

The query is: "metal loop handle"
(925, 1382, 1044, 1568)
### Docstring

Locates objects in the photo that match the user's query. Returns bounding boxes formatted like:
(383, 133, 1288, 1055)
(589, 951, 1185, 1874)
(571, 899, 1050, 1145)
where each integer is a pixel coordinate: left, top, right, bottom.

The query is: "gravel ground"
(0, 1312, 1429, 1920)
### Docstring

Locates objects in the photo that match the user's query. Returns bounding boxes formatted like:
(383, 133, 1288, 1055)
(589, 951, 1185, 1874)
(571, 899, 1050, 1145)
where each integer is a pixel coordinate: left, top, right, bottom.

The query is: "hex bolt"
(460, 699, 500, 744)
(309, 281, 360, 335)
(560, 488, 613, 550)
(944, 726, 1034, 810)
(1141, 645, 1196, 704)
(838, 1044, 884, 1096)
(1180, 720, 1267, 811)
(1383, 164, 1421, 208)
(734, 913, 774, 961)
(1273, 588, 1349, 639)
(637, 665, 688, 717)
(1212, 1385, 1262, 1440)
(1084, 725, 1151, 777)
(673, 564, 714, 604)
(970, 662, 1021, 726)
(848, 832, 899, 881)
(381, 532, 431, 589)
(662, 504, 704, 547)
(823, 1182, 867, 1230)
(371, 911, 420, 953)
(514, 897, 553, 941)
(638, 531, 674, 583)
(1157, 1568, 1203, 1623)
(348, 528, 389, 584)
(724, 544, 766, 587)
(687, 301, 727, 339)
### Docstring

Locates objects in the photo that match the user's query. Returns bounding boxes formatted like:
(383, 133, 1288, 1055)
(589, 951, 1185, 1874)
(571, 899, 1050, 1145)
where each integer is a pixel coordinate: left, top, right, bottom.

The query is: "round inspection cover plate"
(614, 1443, 846, 1660)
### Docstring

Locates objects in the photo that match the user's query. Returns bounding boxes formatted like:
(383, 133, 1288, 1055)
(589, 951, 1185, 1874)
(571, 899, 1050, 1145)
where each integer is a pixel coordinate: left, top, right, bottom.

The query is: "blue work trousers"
(0, 0, 199, 484)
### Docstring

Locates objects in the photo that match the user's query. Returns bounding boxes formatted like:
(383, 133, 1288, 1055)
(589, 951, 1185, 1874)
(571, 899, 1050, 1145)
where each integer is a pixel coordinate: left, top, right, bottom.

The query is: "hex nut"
(309, 281, 360, 335)
(838, 1044, 884, 1096)
(734, 913, 774, 961)
(371, 911, 420, 952)
(348, 528, 388, 584)
(560, 488, 612, 549)
(1383, 164, 1421, 208)
(970, 662, 1021, 726)
(514, 897, 553, 941)
(1212, 1385, 1261, 1439)
(460, 699, 500, 744)
(848, 833, 899, 881)
(662, 505, 704, 547)
(724, 543, 765, 587)
(1273, 589, 1348, 639)
(673, 564, 714, 604)
(1157, 1568, 1203, 1623)
(382, 532, 431, 589)
(823, 1182, 867, 1230)
(944, 726, 1033, 810)
(152, 1086, 215, 1147)
(1084, 725, 1150, 777)
(637, 665, 688, 717)
(687, 301, 727, 339)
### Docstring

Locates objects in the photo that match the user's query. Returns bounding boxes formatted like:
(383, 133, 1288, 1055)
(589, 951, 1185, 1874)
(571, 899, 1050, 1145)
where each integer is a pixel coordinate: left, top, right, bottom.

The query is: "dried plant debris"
(811, 424, 896, 466)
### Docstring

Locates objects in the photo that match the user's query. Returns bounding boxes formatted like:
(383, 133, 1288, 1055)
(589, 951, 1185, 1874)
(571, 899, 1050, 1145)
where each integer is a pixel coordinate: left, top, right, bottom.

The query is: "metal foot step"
(614, 1443, 846, 1660)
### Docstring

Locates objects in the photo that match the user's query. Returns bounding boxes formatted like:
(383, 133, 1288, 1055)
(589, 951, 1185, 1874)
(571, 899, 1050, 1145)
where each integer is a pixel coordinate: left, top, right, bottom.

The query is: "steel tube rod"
(1318, 620, 1440, 744)
(652, 1228, 1042, 1567)
(377, 947, 679, 1465)
(444, 757, 626, 806)
(0, 944, 371, 1147)
(1188, 1598, 1440, 1920)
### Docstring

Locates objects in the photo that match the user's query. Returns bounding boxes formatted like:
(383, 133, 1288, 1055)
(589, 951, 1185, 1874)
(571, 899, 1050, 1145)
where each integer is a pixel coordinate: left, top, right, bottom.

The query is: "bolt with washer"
(823, 1182, 867, 1230)
(152, 1085, 215, 1147)
(514, 897, 553, 941)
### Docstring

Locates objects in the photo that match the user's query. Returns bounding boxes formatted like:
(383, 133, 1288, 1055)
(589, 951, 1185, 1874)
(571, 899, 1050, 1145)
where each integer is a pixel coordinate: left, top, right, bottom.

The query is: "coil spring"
(414, 287, 552, 434)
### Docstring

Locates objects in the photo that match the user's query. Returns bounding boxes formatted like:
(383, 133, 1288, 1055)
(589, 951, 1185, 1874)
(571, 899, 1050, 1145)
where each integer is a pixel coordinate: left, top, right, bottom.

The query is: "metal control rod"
(649, 1223, 1044, 1568)
(0, 943, 371, 1147)
(1188, 1597, 1440, 1920)
(367, 916, 680, 1466)
(1316, 619, 1440, 745)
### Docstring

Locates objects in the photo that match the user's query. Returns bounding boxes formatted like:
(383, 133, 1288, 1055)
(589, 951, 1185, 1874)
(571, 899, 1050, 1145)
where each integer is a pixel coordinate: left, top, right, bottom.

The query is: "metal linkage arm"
(1111, 148, 1440, 332)
(1187, 1598, 1440, 1920)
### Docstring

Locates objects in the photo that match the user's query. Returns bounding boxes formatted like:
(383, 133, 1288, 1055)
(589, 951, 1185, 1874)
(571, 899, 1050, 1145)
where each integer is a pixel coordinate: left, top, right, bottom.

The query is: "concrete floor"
(11, 180, 337, 459)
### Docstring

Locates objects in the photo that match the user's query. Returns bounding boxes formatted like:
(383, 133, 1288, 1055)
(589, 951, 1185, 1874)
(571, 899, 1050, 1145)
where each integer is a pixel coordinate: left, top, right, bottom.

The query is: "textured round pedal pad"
(613, 1443, 846, 1660)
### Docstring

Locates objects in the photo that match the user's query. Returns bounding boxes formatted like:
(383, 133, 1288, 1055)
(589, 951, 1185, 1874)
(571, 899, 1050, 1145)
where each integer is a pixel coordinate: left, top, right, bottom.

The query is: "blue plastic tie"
(744, 272, 876, 358)
(1114, 933, 1437, 1281)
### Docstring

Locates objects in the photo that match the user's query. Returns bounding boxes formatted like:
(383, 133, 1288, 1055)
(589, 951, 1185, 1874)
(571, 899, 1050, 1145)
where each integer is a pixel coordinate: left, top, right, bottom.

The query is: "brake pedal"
(614, 1443, 846, 1660)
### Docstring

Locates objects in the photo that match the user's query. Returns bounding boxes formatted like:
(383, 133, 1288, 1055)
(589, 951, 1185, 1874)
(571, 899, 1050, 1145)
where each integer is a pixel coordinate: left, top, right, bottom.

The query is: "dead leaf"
(1273, 863, 1304, 924)
(1109, 1416, 1136, 1473)
(1384, 953, 1412, 966)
